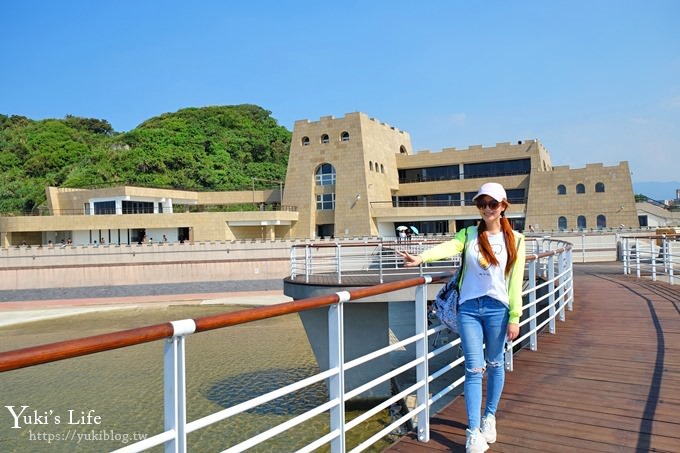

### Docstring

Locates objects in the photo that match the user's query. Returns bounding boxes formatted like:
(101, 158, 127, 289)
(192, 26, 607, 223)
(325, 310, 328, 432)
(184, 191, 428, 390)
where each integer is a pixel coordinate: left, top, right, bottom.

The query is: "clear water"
(0, 305, 396, 452)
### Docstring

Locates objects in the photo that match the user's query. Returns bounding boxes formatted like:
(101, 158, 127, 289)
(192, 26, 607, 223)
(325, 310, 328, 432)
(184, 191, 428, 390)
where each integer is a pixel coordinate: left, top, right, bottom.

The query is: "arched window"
(595, 182, 605, 193)
(558, 216, 567, 230)
(380, 164, 384, 173)
(315, 163, 336, 186)
(301, 136, 310, 146)
(399, 145, 408, 154)
(321, 134, 330, 144)
(557, 184, 567, 195)
(340, 131, 350, 142)
(597, 215, 607, 229)
(369, 161, 374, 171)
(577, 215, 587, 229)
(576, 183, 585, 194)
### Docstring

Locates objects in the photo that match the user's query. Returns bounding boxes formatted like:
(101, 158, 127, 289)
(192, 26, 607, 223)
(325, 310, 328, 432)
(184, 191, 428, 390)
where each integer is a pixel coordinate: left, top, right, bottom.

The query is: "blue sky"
(2, 1, 679, 195)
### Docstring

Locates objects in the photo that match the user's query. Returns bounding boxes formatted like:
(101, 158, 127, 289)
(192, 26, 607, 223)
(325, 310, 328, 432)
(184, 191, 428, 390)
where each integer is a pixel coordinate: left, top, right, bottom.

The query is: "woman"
(399, 182, 525, 453)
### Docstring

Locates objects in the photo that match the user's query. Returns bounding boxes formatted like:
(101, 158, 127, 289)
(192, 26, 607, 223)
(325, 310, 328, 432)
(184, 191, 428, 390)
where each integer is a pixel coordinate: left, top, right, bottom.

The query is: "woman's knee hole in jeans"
(466, 366, 486, 375)
(487, 359, 503, 369)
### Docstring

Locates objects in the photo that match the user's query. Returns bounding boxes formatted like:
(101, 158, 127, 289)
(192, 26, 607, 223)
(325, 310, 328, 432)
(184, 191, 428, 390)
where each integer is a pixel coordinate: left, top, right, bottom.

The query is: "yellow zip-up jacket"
(419, 226, 526, 324)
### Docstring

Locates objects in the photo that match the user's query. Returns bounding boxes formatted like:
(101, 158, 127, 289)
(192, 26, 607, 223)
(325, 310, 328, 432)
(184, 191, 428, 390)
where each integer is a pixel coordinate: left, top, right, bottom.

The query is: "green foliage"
(0, 105, 291, 213)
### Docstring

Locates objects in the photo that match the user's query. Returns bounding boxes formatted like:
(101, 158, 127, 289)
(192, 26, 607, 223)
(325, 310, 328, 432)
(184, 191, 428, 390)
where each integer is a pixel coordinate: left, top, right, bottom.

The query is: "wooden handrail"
(0, 323, 174, 373)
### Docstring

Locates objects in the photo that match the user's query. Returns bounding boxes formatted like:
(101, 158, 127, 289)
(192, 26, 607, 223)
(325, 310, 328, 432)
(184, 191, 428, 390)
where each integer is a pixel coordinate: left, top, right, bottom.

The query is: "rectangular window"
(316, 193, 335, 210)
(463, 158, 531, 179)
(122, 200, 154, 214)
(398, 165, 460, 183)
(94, 201, 116, 215)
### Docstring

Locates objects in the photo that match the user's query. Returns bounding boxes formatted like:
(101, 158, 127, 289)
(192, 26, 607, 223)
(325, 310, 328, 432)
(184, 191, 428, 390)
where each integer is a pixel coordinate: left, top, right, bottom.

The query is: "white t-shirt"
(459, 231, 509, 306)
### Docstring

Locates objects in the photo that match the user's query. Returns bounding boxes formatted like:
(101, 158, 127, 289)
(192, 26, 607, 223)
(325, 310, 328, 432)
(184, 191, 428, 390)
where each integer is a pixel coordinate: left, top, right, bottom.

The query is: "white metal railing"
(290, 239, 462, 284)
(621, 234, 678, 285)
(0, 240, 574, 453)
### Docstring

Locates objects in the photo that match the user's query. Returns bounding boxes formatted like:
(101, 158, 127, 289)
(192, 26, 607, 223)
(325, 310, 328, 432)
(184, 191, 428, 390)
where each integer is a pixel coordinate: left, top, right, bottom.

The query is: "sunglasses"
(475, 200, 501, 210)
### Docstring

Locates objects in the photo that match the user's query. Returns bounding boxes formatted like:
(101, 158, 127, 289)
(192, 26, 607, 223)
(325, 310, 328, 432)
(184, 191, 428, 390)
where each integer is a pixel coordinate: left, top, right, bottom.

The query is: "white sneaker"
(481, 413, 497, 443)
(466, 428, 489, 453)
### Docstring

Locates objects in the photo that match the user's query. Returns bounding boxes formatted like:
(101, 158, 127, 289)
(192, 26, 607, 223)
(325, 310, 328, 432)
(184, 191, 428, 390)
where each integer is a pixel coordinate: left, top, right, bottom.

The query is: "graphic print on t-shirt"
(474, 243, 503, 270)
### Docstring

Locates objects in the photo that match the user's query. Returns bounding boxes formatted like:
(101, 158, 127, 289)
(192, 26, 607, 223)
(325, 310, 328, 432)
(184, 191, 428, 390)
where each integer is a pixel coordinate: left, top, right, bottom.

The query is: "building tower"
(282, 113, 412, 239)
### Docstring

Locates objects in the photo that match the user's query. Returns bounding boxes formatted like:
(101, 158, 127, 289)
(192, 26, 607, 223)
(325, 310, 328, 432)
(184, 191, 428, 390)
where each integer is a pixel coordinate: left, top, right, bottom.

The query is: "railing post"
(415, 278, 430, 442)
(622, 237, 629, 275)
(662, 236, 669, 274)
(651, 239, 657, 281)
(164, 320, 195, 453)
(669, 239, 675, 285)
(336, 243, 342, 284)
(567, 248, 574, 312)
(547, 254, 556, 334)
(635, 238, 641, 279)
(581, 233, 586, 263)
(290, 246, 296, 279)
(378, 243, 384, 284)
(528, 258, 538, 351)
(557, 249, 566, 322)
(328, 293, 347, 453)
(305, 245, 311, 283)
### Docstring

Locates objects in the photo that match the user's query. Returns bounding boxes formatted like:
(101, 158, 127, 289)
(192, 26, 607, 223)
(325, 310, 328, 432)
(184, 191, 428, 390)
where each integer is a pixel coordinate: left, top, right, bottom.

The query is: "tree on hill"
(0, 105, 291, 213)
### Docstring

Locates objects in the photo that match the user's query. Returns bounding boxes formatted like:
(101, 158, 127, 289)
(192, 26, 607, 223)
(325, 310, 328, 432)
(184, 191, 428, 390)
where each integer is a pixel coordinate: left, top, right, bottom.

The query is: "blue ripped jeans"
(457, 296, 509, 430)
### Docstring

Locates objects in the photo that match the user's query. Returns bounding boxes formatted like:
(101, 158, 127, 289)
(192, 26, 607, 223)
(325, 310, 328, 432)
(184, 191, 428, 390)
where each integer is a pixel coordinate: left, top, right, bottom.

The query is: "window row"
(302, 131, 350, 146)
(557, 182, 605, 195)
(558, 215, 607, 230)
(398, 158, 530, 184)
(369, 161, 385, 173)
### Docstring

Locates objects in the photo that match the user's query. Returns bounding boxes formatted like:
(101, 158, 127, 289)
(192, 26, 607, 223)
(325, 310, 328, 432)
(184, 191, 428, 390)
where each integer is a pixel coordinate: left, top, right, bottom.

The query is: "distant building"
(0, 112, 641, 247)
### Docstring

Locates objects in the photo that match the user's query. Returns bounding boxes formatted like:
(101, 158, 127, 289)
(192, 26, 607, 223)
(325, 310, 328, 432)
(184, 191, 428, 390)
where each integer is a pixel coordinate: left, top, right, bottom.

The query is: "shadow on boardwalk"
(384, 262, 680, 452)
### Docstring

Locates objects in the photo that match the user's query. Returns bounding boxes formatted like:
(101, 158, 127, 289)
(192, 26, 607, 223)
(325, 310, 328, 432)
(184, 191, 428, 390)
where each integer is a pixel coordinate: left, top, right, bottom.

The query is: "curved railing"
(0, 240, 574, 452)
(290, 239, 462, 284)
(621, 233, 678, 285)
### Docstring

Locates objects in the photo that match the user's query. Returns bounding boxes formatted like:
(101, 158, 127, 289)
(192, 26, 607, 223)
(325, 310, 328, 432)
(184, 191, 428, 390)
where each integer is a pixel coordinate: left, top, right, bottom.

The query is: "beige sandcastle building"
(0, 112, 639, 247)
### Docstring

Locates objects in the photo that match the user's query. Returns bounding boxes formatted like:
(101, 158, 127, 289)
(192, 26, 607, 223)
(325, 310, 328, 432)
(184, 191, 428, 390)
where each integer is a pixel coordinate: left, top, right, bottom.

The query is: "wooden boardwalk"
(384, 264, 680, 452)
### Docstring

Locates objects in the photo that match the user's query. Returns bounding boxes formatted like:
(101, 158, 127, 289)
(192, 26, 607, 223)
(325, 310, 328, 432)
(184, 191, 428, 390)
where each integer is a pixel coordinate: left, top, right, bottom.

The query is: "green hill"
(0, 105, 291, 213)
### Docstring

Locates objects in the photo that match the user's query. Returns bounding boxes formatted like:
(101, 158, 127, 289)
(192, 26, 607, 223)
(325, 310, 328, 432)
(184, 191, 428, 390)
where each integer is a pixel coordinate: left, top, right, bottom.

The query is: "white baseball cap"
(472, 182, 507, 202)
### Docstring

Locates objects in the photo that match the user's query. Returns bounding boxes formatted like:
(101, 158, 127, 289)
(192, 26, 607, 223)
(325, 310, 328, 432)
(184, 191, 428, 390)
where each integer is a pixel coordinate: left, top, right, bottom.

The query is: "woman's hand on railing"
(398, 250, 423, 267)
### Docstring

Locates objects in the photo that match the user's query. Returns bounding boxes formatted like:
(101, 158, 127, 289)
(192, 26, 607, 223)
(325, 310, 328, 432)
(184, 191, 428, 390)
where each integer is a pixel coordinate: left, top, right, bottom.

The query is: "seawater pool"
(0, 305, 396, 452)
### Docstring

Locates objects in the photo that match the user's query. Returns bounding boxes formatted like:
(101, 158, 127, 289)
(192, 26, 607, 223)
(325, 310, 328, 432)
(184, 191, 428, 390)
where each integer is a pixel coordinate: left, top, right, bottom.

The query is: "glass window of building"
(340, 131, 350, 142)
(577, 215, 587, 229)
(464, 191, 478, 206)
(301, 136, 310, 146)
(595, 182, 605, 193)
(315, 163, 336, 186)
(463, 158, 531, 179)
(316, 193, 335, 210)
(122, 200, 154, 214)
(557, 184, 567, 195)
(597, 214, 607, 229)
(576, 183, 585, 194)
(399, 145, 408, 154)
(369, 161, 373, 171)
(380, 164, 384, 173)
(321, 134, 330, 144)
(94, 201, 116, 215)
(506, 188, 526, 204)
(399, 165, 460, 183)
(558, 216, 567, 230)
